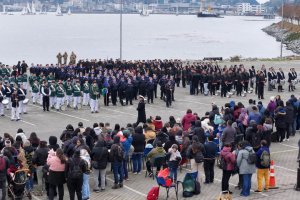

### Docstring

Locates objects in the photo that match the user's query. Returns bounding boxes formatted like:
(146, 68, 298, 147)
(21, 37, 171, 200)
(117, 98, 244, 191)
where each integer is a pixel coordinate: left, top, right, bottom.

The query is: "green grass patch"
(286, 32, 300, 42)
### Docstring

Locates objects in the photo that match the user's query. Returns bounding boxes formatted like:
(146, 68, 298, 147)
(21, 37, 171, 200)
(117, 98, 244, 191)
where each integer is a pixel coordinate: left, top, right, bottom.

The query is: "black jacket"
(285, 105, 294, 124)
(132, 133, 145, 153)
(91, 141, 109, 169)
(32, 147, 49, 166)
(65, 157, 87, 180)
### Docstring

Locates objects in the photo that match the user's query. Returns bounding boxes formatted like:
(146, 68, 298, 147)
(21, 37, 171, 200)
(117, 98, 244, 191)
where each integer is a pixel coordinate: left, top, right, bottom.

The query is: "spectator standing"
(220, 143, 236, 193)
(47, 148, 66, 200)
(65, 150, 87, 200)
(131, 126, 145, 174)
(274, 106, 286, 143)
(181, 109, 196, 131)
(221, 120, 237, 147)
(255, 140, 270, 193)
(285, 101, 294, 141)
(166, 144, 181, 182)
(237, 142, 256, 197)
(109, 136, 124, 189)
(203, 135, 218, 184)
(0, 153, 9, 200)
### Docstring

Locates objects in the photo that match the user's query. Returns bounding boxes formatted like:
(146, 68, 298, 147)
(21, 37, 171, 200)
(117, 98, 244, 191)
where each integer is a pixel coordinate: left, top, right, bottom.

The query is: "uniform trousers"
(11, 106, 20, 120)
(56, 97, 64, 110)
(90, 99, 98, 112)
(83, 93, 89, 105)
(19, 101, 26, 114)
(32, 92, 39, 103)
(73, 96, 80, 108)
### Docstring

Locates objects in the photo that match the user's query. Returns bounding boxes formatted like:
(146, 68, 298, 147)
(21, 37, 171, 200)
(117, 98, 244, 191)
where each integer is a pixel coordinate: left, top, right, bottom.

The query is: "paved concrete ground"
(2, 76, 300, 200)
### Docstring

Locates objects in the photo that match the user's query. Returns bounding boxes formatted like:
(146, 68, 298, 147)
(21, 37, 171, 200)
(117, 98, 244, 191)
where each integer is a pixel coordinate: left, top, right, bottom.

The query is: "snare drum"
(60, 105, 66, 111)
(2, 99, 9, 105)
(23, 98, 29, 104)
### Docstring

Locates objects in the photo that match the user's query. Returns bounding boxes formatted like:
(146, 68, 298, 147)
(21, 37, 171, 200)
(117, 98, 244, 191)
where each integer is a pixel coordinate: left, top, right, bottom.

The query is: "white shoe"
(283, 139, 287, 142)
(286, 139, 289, 141)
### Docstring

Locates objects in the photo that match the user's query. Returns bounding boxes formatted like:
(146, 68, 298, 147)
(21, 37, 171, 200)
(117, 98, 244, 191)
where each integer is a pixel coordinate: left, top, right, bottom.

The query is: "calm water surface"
(0, 14, 294, 65)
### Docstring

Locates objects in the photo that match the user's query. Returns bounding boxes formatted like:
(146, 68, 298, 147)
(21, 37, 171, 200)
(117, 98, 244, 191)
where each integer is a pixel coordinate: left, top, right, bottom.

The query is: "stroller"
(8, 169, 32, 200)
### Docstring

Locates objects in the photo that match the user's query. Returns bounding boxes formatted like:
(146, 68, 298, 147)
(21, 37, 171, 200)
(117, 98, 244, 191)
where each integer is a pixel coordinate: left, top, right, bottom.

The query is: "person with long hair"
(28, 132, 40, 150)
(47, 148, 66, 200)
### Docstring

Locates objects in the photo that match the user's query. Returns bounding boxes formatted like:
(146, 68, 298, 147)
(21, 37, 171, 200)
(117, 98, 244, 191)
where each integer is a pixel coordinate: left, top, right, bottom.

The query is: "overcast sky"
(256, 0, 270, 4)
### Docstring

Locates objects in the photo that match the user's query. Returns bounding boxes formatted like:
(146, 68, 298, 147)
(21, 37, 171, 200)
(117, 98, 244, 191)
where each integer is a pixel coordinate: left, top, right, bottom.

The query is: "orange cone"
(269, 160, 279, 189)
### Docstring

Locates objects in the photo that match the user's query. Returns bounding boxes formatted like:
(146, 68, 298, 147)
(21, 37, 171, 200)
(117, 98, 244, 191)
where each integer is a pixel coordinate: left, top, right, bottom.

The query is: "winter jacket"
(201, 118, 213, 133)
(91, 141, 109, 169)
(153, 132, 169, 147)
(153, 120, 163, 131)
(237, 146, 257, 174)
(144, 129, 156, 142)
(47, 151, 65, 172)
(48, 136, 59, 151)
(285, 105, 295, 124)
(221, 126, 236, 145)
(267, 101, 277, 114)
(15, 132, 27, 143)
(204, 141, 218, 159)
(65, 156, 87, 180)
(182, 113, 196, 131)
(275, 110, 286, 129)
(256, 146, 270, 169)
(164, 135, 180, 152)
(248, 111, 262, 125)
(132, 133, 145, 153)
(147, 147, 166, 163)
(220, 146, 236, 171)
(32, 147, 49, 166)
(122, 136, 133, 157)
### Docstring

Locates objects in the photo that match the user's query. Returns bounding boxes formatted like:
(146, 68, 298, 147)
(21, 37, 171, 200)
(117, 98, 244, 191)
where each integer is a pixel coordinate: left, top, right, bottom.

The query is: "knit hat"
(17, 128, 23, 133)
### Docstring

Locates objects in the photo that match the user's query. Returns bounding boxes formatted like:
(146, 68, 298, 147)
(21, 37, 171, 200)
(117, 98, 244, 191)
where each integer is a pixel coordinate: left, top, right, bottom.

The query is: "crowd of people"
(1, 92, 300, 199)
(0, 59, 299, 121)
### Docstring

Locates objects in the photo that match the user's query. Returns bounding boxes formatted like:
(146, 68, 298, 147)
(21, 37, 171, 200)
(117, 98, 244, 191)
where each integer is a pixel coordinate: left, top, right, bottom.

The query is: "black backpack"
(247, 150, 257, 164)
(219, 153, 229, 170)
(116, 145, 126, 162)
(69, 159, 83, 179)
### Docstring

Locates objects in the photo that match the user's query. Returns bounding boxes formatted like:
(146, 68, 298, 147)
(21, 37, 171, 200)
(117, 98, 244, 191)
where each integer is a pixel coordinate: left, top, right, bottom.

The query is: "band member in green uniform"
(90, 81, 99, 113)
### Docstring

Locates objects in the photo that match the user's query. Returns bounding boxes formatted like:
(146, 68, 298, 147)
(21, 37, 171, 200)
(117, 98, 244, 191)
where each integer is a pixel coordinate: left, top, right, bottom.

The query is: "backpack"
(247, 150, 257, 164)
(260, 150, 270, 167)
(219, 153, 228, 170)
(182, 173, 195, 198)
(214, 114, 224, 125)
(194, 180, 201, 195)
(116, 145, 126, 162)
(147, 186, 159, 200)
(0, 156, 6, 171)
(69, 159, 83, 179)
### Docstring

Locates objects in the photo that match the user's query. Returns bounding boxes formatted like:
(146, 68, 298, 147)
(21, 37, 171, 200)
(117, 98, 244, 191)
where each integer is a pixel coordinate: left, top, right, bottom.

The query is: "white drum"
(216, 90, 221, 96)
(2, 99, 9, 105)
(280, 80, 285, 85)
(231, 89, 236, 95)
(227, 92, 233, 98)
(77, 104, 82, 110)
(60, 105, 66, 111)
(242, 91, 247, 97)
(23, 98, 29, 104)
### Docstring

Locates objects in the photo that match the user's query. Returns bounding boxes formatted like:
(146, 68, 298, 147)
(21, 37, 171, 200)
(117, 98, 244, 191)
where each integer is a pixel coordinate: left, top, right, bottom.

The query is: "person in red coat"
(181, 109, 197, 131)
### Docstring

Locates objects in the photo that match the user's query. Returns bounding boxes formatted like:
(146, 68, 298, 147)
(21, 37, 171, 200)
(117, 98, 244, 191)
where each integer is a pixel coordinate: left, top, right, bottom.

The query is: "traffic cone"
(269, 160, 279, 189)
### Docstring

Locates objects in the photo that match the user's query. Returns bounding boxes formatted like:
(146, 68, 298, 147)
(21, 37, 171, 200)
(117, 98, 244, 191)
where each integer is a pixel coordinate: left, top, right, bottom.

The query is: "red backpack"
(147, 186, 159, 200)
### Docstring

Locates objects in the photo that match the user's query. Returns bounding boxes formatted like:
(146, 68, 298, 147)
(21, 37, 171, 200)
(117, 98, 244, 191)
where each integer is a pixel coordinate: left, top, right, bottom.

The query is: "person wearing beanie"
(65, 149, 87, 200)
(109, 135, 124, 189)
(48, 136, 59, 151)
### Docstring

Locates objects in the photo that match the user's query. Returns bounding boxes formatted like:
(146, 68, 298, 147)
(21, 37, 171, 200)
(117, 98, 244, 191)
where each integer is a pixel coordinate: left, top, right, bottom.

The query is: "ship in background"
(197, 0, 220, 18)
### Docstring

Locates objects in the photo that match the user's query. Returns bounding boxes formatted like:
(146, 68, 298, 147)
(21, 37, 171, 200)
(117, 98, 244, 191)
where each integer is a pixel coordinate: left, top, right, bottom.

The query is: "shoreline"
(262, 21, 300, 55)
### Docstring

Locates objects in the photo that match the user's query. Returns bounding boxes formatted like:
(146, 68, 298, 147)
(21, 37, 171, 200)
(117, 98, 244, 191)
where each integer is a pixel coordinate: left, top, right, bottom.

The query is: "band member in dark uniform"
(241, 68, 250, 92)
(267, 68, 273, 91)
(221, 72, 227, 98)
(277, 68, 285, 92)
(153, 74, 158, 98)
(118, 77, 126, 106)
(159, 75, 166, 99)
(175, 68, 181, 87)
(110, 78, 118, 106)
(257, 71, 265, 100)
(236, 71, 243, 96)
(210, 72, 217, 96)
(146, 77, 154, 104)
(139, 76, 147, 97)
(41, 81, 51, 111)
(11, 88, 20, 121)
(182, 66, 187, 88)
(125, 79, 133, 105)
(165, 80, 172, 107)
(136, 95, 146, 125)
(170, 76, 176, 101)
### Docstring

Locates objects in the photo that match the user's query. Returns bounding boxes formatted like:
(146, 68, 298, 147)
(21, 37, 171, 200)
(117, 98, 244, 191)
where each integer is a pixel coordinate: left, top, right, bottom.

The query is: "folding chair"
(156, 176, 178, 200)
(176, 172, 198, 197)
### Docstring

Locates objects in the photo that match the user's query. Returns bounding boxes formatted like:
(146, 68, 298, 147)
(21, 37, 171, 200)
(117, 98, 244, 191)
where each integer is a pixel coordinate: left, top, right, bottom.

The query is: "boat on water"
(197, 0, 220, 18)
(68, 8, 71, 15)
(21, 2, 36, 15)
(56, 4, 63, 16)
(140, 5, 149, 16)
(31, 2, 36, 15)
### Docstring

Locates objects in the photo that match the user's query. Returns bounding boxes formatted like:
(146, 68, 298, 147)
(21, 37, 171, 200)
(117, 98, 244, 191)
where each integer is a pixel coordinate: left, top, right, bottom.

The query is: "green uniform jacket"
(32, 83, 39, 93)
(65, 84, 73, 96)
(50, 85, 56, 97)
(73, 85, 81, 97)
(90, 85, 100, 100)
(82, 83, 90, 94)
(22, 74, 28, 83)
(56, 86, 65, 98)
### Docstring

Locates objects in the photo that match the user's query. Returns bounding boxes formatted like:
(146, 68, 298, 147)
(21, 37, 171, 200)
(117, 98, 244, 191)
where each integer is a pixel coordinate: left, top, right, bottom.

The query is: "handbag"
(216, 191, 232, 200)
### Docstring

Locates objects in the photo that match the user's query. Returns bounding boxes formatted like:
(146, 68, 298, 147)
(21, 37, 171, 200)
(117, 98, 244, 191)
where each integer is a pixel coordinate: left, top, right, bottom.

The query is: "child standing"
(167, 144, 181, 182)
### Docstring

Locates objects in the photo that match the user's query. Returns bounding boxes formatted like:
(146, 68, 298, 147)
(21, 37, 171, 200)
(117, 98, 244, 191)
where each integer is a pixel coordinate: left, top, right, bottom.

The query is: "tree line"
(279, 4, 300, 25)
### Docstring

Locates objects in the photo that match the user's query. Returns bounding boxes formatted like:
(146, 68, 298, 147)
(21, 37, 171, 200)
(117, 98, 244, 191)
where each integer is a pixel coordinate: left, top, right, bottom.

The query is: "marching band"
(0, 60, 300, 120)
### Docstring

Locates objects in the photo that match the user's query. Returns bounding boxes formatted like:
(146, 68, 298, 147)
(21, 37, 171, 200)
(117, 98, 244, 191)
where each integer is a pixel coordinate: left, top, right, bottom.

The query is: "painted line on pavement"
(279, 143, 299, 149)
(274, 165, 297, 173)
(4, 116, 36, 126)
(106, 177, 147, 197)
(272, 149, 298, 154)
(31, 195, 42, 200)
(101, 107, 136, 117)
(29, 104, 90, 122)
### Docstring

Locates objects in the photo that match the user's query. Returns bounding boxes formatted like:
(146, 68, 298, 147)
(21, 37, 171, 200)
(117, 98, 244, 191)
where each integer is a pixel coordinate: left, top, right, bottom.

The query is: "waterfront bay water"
(0, 14, 295, 65)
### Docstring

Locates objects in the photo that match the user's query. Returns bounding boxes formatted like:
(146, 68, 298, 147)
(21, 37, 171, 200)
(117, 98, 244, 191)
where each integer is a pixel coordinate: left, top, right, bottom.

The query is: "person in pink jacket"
(47, 148, 67, 200)
(220, 143, 236, 194)
(181, 109, 197, 131)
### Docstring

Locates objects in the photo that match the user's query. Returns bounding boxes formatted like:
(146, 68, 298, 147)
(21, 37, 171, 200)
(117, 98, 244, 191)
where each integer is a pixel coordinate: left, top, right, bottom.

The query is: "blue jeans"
(169, 167, 178, 182)
(123, 156, 128, 179)
(26, 175, 33, 191)
(132, 153, 142, 173)
(241, 174, 252, 196)
(113, 161, 124, 184)
(82, 173, 90, 200)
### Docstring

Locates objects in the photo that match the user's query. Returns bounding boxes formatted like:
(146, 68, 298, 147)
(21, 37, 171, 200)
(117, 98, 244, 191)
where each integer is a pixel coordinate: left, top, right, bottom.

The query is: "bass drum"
(2, 99, 9, 105)
(60, 105, 66, 111)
